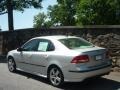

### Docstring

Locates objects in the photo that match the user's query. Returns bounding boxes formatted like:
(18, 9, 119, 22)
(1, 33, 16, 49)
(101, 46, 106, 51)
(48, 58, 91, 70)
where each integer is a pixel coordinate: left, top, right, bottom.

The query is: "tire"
(48, 66, 64, 87)
(8, 57, 16, 72)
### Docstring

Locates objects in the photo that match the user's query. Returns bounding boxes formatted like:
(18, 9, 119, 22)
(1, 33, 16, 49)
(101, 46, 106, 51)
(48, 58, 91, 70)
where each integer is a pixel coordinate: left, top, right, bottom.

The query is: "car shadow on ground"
(61, 78, 120, 90)
(15, 70, 120, 90)
(15, 70, 50, 85)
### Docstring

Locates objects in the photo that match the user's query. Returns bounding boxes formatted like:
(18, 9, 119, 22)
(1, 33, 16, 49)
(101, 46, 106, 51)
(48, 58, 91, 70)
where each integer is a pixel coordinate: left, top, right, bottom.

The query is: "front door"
(18, 39, 40, 71)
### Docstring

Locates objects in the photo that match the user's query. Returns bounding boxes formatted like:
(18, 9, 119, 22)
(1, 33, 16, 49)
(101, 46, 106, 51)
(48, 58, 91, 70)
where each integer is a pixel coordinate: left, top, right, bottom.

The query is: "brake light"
(71, 55, 89, 64)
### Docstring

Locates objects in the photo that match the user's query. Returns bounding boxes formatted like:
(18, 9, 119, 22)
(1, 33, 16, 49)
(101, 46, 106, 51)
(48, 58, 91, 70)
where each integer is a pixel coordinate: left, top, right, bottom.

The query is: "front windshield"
(59, 38, 93, 49)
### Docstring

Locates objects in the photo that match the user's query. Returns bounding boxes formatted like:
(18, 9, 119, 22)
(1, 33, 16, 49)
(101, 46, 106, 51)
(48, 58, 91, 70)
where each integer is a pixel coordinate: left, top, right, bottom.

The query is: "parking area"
(0, 61, 120, 90)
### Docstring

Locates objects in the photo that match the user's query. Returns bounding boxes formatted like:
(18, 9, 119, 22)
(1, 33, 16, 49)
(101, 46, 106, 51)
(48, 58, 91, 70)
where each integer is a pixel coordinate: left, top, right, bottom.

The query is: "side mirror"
(17, 47, 23, 52)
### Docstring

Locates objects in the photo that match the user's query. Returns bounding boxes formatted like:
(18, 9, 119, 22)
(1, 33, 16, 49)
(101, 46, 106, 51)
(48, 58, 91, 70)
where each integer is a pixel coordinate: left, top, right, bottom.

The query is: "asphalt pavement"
(0, 61, 120, 90)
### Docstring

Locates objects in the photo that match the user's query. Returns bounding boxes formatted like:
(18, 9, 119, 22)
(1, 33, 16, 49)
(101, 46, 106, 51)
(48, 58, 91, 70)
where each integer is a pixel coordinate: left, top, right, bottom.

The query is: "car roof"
(33, 35, 79, 41)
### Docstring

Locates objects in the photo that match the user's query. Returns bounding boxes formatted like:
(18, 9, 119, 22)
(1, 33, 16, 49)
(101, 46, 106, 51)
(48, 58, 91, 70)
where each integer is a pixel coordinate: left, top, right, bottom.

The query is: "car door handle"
(43, 55, 49, 58)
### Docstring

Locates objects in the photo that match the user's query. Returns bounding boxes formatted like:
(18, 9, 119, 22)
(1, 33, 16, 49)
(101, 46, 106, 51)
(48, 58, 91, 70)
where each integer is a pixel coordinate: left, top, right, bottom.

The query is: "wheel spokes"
(9, 59, 14, 65)
(8, 59, 14, 71)
(56, 77, 61, 82)
(50, 68, 61, 85)
(55, 70, 59, 76)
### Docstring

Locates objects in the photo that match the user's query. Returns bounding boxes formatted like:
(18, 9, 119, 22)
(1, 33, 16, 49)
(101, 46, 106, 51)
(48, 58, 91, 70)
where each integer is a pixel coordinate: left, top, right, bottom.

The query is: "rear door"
(29, 39, 55, 75)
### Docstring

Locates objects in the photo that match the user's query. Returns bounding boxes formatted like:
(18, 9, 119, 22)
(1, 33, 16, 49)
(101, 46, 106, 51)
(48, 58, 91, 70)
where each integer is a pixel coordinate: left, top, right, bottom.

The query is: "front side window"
(59, 38, 93, 49)
(21, 39, 39, 51)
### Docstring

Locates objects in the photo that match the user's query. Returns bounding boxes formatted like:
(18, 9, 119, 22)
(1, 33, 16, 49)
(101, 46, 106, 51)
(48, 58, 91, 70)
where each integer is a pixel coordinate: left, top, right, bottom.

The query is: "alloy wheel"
(8, 58, 16, 72)
(49, 67, 63, 87)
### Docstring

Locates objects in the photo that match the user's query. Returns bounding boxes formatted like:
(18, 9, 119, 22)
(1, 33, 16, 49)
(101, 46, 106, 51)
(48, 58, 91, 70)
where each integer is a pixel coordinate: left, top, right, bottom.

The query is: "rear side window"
(59, 38, 93, 49)
(38, 41, 49, 51)
(37, 39, 55, 52)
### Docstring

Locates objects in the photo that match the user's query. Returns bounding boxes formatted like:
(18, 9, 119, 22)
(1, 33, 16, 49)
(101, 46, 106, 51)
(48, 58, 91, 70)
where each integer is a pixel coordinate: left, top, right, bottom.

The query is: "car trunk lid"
(73, 47, 109, 70)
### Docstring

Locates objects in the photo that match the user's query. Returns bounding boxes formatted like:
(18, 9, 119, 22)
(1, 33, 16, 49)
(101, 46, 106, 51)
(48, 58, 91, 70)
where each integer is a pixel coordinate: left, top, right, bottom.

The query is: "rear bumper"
(63, 64, 112, 82)
(69, 64, 111, 73)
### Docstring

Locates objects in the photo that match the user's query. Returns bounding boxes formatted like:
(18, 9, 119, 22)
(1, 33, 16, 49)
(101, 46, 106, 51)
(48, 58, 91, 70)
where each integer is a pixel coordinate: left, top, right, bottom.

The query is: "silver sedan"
(7, 35, 112, 87)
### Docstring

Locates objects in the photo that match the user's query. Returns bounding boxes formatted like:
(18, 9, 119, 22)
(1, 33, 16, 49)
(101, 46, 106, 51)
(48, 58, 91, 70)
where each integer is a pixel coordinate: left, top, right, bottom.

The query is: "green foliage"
(12, 0, 42, 11)
(47, 0, 77, 26)
(34, 0, 120, 28)
(33, 12, 46, 28)
(76, 0, 120, 25)
(33, 0, 78, 28)
(0, 0, 42, 15)
(33, 12, 54, 28)
(0, 0, 7, 15)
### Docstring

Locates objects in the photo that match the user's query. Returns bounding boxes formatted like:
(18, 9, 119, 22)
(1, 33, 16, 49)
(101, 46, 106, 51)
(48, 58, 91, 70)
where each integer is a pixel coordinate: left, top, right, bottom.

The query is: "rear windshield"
(59, 38, 93, 49)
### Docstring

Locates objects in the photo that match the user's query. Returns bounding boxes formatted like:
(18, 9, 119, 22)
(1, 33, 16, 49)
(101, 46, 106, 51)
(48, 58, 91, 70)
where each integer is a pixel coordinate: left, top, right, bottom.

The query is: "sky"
(0, 0, 57, 31)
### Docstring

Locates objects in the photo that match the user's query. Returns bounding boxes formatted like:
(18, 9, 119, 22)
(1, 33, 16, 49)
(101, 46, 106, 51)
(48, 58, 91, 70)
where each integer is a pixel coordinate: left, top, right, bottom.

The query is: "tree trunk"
(7, 0, 14, 31)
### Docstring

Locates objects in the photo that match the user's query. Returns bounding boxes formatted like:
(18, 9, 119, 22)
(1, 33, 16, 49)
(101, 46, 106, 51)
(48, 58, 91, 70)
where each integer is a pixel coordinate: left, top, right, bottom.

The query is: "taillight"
(71, 55, 89, 64)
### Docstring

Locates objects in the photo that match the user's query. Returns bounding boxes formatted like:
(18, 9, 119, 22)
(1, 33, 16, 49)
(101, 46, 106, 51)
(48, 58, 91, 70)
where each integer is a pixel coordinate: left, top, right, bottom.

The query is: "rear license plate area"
(95, 55, 102, 60)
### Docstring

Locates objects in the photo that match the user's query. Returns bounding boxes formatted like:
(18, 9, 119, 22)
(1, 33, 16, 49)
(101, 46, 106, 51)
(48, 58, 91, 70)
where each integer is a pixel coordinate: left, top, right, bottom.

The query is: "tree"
(34, 0, 120, 27)
(76, 0, 120, 25)
(0, 0, 42, 31)
(33, 13, 52, 28)
(47, 0, 77, 26)
(33, 0, 78, 28)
